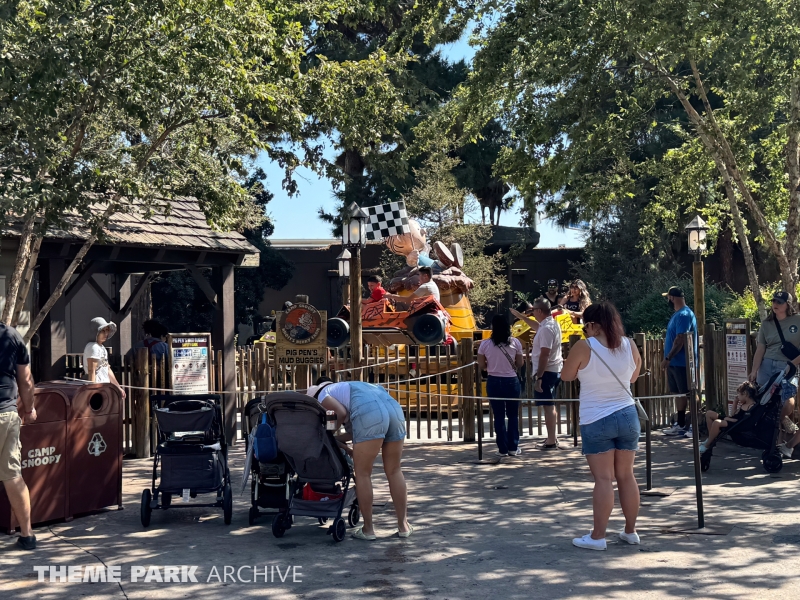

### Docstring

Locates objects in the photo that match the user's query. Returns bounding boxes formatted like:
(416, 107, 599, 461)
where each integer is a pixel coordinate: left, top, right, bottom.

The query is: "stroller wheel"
(161, 493, 172, 509)
(762, 451, 783, 473)
(332, 517, 346, 543)
(248, 505, 259, 526)
(348, 504, 360, 527)
(223, 484, 233, 525)
(318, 517, 328, 525)
(140, 489, 152, 527)
(272, 514, 287, 538)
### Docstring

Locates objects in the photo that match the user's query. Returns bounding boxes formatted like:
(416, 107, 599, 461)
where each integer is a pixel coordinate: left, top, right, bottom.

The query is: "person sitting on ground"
(83, 317, 126, 400)
(700, 381, 758, 453)
(306, 377, 411, 540)
(385, 266, 440, 304)
(141, 319, 169, 357)
(362, 275, 388, 307)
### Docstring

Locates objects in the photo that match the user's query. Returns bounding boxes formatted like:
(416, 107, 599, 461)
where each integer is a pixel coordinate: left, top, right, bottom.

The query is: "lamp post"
(685, 215, 708, 331)
(336, 248, 351, 304)
(343, 202, 369, 369)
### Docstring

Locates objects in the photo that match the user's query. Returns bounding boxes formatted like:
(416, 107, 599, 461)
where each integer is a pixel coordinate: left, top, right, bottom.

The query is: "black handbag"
(773, 318, 800, 361)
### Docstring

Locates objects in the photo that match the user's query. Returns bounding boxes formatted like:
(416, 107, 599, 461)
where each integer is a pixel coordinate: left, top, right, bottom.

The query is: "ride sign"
(276, 304, 327, 366)
(168, 333, 211, 394)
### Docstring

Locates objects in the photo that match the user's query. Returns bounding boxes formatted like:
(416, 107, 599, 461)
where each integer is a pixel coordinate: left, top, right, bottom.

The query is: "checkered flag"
(365, 201, 411, 241)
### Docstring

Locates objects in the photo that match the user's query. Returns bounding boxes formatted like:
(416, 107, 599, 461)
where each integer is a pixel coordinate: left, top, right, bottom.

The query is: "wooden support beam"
(87, 276, 118, 314)
(188, 265, 219, 310)
(212, 264, 236, 444)
(117, 272, 152, 319)
(63, 261, 101, 305)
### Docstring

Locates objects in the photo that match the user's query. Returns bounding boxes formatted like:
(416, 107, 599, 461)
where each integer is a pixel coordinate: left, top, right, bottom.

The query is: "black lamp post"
(342, 202, 368, 368)
(685, 215, 709, 331)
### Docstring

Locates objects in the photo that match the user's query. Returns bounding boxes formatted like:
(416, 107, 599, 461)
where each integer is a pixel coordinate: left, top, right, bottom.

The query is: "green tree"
(445, 0, 800, 319)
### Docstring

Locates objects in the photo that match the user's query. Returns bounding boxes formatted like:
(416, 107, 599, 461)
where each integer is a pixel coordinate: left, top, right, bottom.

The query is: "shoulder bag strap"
(588, 340, 649, 422)
(497, 340, 518, 372)
(774, 317, 787, 345)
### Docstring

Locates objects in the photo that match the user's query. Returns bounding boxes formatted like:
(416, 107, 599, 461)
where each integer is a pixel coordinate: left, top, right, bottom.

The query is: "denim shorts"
(534, 371, 560, 406)
(349, 386, 406, 444)
(757, 358, 799, 406)
(580, 405, 640, 456)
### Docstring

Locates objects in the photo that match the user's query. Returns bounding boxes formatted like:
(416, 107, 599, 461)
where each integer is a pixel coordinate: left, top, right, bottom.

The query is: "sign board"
(275, 304, 327, 366)
(725, 320, 750, 415)
(168, 333, 211, 394)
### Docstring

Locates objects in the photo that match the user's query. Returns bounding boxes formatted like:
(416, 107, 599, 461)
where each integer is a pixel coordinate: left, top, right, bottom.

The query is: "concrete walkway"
(2, 433, 799, 599)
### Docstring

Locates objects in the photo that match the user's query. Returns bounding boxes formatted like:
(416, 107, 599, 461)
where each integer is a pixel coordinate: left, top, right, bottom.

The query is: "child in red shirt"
(363, 275, 388, 305)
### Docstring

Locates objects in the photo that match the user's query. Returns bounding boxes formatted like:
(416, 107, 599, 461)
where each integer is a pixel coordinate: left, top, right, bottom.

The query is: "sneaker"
(663, 424, 686, 436)
(778, 442, 794, 459)
(782, 416, 799, 434)
(495, 451, 508, 457)
(15, 535, 36, 551)
(509, 448, 522, 456)
(619, 531, 640, 545)
(572, 533, 606, 551)
(684, 425, 694, 439)
(699, 442, 707, 453)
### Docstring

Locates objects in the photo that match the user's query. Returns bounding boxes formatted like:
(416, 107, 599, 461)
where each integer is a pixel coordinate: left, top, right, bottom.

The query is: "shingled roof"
(2, 197, 259, 256)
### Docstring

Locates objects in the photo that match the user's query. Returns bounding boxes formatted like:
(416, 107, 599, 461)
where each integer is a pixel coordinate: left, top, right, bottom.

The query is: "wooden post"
(132, 347, 150, 459)
(461, 339, 476, 442)
(704, 324, 716, 410)
(349, 246, 363, 371)
(693, 259, 706, 332)
(212, 264, 237, 444)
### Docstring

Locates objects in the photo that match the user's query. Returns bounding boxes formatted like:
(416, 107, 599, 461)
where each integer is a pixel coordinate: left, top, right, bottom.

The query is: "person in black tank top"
(565, 279, 591, 323)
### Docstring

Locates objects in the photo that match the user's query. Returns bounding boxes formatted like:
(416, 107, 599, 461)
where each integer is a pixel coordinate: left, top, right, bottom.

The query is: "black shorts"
(668, 366, 689, 395)
(534, 371, 561, 406)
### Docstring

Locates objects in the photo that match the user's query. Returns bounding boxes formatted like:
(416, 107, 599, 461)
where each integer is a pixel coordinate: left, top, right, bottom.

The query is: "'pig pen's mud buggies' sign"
(276, 304, 327, 366)
(168, 333, 211, 394)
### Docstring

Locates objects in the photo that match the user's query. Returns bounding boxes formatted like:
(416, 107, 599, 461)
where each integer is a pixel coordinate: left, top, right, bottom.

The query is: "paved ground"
(2, 431, 799, 599)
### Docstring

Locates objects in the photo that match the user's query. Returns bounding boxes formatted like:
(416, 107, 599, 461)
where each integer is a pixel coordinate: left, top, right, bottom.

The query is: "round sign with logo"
(279, 303, 323, 345)
(790, 325, 798, 335)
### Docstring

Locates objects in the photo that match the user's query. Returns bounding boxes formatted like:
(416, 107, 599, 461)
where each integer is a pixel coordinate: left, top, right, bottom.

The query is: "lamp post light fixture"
(685, 215, 709, 332)
(343, 202, 369, 373)
(336, 248, 351, 304)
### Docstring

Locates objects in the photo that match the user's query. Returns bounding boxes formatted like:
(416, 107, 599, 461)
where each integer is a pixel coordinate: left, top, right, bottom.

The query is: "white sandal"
(352, 526, 377, 541)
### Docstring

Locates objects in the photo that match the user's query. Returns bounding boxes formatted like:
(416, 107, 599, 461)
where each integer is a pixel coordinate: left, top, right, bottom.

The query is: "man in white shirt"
(386, 267, 441, 305)
(530, 298, 564, 449)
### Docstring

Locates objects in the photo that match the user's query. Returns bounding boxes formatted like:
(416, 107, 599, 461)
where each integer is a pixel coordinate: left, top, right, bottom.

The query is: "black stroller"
(701, 364, 796, 473)
(242, 398, 291, 525)
(263, 392, 359, 542)
(140, 394, 232, 526)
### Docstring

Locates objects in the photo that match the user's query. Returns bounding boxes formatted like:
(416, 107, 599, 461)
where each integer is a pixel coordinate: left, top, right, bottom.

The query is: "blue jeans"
(487, 376, 521, 454)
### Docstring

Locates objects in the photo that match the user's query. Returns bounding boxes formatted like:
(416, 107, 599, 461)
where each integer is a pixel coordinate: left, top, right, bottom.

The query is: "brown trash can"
(0, 381, 123, 531)
(0, 386, 69, 531)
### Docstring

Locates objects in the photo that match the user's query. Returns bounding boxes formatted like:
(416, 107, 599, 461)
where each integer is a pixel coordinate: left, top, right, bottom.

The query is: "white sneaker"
(684, 426, 694, 439)
(778, 442, 794, 458)
(572, 533, 607, 550)
(509, 448, 522, 456)
(495, 451, 508, 457)
(619, 531, 640, 545)
(663, 424, 685, 436)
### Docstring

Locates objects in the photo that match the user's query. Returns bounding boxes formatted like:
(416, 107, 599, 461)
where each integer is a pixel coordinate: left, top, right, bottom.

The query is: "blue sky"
(259, 30, 585, 249)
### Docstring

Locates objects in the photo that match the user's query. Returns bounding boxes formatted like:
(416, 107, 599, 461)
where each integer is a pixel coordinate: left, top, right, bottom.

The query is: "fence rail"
(61, 324, 795, 457)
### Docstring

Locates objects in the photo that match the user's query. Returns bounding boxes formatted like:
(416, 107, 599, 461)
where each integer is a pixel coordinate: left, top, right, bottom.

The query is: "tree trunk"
(784, 76, 800, 300)
(2, 212, 35, 324)
(10, 233, 43, 327)
(23, 235, 97, 344)
(718, 226, 734, 284)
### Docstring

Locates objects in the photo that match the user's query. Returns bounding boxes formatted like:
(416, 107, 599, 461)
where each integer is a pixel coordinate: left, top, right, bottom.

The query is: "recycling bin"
(0, 386, 69, 531)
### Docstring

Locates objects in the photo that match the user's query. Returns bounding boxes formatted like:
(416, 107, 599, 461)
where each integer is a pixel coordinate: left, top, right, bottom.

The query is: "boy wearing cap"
(661, 287, 698, 436)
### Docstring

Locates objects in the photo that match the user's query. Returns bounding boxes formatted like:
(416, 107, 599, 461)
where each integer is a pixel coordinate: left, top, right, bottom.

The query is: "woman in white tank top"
(561, 302, 643, 551)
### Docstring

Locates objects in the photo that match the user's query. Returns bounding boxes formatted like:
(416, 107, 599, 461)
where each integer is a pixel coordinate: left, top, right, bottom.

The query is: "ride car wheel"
(327, 318, 350, 348)
(411, 314, 445, 344)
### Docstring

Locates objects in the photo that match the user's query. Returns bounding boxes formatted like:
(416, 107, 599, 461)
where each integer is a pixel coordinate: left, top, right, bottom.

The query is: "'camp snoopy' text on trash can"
(32, 565, 303, 584)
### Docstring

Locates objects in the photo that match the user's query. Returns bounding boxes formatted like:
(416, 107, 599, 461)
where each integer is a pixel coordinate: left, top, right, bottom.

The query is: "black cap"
(547, 279, 558, 286)
(772, 291, 792, 304)
(662, 286, 684, 298)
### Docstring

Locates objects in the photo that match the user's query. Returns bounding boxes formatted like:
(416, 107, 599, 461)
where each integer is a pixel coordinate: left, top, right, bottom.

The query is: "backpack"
(253, 413, 278, 463)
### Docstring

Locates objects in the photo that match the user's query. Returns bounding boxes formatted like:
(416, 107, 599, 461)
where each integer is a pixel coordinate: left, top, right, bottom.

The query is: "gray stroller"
(263, 392, 359, 542)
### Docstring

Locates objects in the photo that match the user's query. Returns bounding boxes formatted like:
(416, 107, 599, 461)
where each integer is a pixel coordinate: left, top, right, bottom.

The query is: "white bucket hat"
(91, 317, 117, 340)
(307, 381, 334, 400)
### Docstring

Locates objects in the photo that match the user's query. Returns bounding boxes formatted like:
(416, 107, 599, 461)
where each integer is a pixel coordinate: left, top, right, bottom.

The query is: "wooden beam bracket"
(187, 265, 219, 310)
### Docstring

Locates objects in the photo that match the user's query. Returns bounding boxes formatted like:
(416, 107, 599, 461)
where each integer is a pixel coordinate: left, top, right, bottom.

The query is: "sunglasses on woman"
(582, 322, 595, 335)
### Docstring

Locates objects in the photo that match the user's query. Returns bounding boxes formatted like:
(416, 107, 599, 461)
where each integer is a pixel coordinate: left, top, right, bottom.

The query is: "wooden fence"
(61, 326, 792, 457)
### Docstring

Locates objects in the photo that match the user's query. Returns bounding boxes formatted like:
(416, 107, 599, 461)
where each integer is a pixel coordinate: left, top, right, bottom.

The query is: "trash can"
(0, 386, 69, 531)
